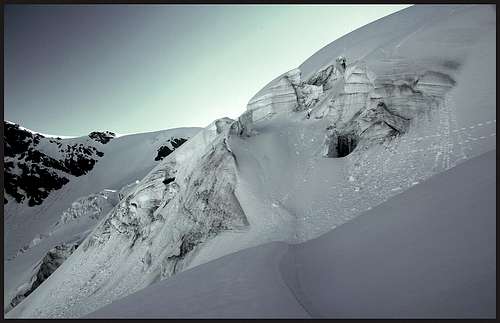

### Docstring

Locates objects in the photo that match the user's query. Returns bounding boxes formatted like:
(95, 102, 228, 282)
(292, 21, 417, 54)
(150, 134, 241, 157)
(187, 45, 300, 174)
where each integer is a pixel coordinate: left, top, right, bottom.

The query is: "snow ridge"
(5, 4, 496, 319)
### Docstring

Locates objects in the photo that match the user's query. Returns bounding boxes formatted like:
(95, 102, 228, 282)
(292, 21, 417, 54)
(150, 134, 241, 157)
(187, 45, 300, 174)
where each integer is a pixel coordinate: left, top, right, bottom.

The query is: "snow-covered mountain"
(3, 122, 200, 312)
(87, 149, 496, 318)
(5, 4, 495, 318)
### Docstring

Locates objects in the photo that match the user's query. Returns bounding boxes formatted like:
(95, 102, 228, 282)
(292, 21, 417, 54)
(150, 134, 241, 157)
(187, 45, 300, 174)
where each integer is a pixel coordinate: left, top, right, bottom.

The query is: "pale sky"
(5, 5, 411, 136)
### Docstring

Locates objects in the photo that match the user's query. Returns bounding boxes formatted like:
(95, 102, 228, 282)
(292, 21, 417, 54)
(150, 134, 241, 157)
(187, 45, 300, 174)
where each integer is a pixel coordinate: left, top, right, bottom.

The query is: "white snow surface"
(5, 127, 201, 255)
(5, 4, 496, 318)
(88, 149, 496, 318)
(188, 3, 496, 271)
(4, 127, 201, 312)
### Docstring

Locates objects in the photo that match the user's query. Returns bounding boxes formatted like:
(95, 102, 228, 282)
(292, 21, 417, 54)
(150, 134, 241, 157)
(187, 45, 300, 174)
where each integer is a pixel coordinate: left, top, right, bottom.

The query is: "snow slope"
(6, 4, 495, 318)
(6, 118, 251, 317)
(88, 149, 496, 318)
(187, 3, 496, 270)
(4, 125, 200, 312)
(5, 125, 200, 257)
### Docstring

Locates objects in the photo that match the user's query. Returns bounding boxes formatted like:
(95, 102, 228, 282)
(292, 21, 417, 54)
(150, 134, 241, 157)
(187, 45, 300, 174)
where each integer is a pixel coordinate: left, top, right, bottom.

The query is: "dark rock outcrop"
(4, 122, 105, 206)
(88, 131, 115, 144)
(154, 138, 188, 161)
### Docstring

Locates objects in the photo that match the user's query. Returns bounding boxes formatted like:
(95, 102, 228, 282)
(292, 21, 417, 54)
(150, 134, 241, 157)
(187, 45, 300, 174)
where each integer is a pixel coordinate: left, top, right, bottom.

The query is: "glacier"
(4, 4, 496, 318)
(88, 149, 496, 318)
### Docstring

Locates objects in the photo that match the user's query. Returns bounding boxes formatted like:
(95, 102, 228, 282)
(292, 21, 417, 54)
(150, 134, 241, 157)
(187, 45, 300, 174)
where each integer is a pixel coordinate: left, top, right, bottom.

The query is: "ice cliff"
(6, 4, 496, 318)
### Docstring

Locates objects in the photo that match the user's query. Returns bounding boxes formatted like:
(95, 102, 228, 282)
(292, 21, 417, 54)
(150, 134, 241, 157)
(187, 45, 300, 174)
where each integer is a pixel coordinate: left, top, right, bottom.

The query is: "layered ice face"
(6, 4, 495, 319)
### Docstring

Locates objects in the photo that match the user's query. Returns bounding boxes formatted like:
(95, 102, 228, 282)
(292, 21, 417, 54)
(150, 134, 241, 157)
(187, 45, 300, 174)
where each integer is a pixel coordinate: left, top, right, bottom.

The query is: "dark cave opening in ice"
(336, 135, 358, 157)
(325, 131, 359, 158)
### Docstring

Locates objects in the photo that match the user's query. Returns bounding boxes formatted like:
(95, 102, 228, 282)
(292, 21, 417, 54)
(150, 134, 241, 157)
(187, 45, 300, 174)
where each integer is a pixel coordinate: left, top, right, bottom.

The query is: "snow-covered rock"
(5, 4, 496, 319)
(4, 125, 200, 257)
(4, 188, 121, 313)
(6, 241, 81, 313)
(4, 126, 201, 314)
(7, 118, 249, 317)
(3, 121, 106, 207)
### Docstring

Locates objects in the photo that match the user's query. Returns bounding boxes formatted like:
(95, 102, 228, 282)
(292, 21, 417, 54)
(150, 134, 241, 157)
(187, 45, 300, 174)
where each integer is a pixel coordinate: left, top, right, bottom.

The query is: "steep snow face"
(4, 125, 200, 258)
(6, 241, 81, 313)
(4, 188, 121, 314)
(4, 126, 200, 315)
(11, 189, 119, 259)
(7, 119, 249, 318)
(7, 4, 495, 318)
(87, 150, 496, 319)
(186, 4, 496, 270)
